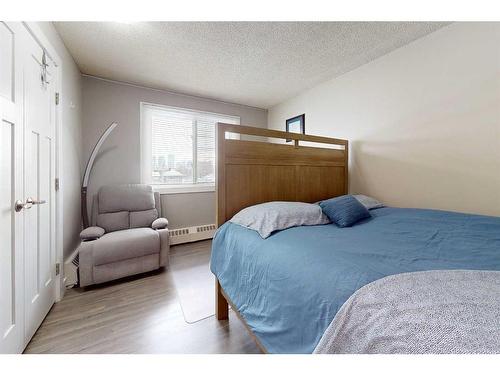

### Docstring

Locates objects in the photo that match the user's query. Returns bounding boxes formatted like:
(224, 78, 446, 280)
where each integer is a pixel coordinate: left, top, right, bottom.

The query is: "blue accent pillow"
(319, 195, 371, 227)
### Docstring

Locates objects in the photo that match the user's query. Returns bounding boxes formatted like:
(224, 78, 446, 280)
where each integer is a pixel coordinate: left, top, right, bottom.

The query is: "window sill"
(152, 184, 215, 195)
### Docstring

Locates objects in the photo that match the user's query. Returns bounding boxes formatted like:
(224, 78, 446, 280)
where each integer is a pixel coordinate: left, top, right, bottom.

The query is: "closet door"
(0, 22, 58, 353)
(0, 21, 25, 354)
(23, 27, 58, 344)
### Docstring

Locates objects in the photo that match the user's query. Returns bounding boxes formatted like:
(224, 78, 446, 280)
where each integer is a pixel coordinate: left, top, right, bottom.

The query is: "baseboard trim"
(170, 224, 216, 245)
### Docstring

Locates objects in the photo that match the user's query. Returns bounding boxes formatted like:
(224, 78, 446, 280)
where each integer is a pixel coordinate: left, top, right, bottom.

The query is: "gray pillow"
(230, 201, 330, 239)
(353, 194, 385, 210)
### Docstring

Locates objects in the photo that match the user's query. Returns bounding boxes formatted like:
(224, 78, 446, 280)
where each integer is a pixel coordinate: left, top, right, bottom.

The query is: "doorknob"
(14, 197, 46, 212)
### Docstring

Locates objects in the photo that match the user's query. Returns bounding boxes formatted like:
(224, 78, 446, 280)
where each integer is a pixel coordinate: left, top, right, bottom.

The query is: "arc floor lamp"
(81, 122, 118, 228)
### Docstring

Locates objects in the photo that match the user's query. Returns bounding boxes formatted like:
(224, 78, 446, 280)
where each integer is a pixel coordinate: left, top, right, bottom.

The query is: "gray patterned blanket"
(314, 270, 500, 354)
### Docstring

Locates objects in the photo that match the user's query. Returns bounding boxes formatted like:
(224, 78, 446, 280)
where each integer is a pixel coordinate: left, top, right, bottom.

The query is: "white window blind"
(141, 104, 240, 189)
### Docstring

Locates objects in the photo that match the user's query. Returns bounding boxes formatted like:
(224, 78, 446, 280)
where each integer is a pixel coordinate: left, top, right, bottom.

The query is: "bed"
(211, 123, 500, 354)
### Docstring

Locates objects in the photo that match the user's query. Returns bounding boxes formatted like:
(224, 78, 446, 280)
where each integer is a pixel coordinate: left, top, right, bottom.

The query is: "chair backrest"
(91, 184, 162, 233)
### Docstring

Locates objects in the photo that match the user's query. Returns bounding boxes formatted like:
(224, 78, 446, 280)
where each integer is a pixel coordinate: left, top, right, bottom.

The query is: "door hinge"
(55, 178, 60, 191)
(55, 263, 61, 276)
(55, 92, 60, 105)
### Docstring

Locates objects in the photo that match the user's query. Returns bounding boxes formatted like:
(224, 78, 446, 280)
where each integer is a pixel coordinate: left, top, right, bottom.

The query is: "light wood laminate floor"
(24, 240, 260, 354)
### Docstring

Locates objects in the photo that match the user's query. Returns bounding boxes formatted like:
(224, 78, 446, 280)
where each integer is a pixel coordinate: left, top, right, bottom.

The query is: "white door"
(0, 22, 58, 353)
(0, 21, 25, 354)
(22, 28, 58, 344)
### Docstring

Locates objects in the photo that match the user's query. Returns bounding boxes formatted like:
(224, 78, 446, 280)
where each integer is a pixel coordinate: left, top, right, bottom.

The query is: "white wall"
(269, 23, 500, 216)
(82, 75, 268, 228)
(37, 22, 83, 259)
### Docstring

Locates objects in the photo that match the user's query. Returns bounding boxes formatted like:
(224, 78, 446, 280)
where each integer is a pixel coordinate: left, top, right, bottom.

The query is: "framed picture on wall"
(285, 114, 305, 142)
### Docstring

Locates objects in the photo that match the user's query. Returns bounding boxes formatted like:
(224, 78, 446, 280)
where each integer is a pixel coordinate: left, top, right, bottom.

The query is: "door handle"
(26, 197, 46, 206)
(15, 200, 26, 212)
(14, 197, 46, 212)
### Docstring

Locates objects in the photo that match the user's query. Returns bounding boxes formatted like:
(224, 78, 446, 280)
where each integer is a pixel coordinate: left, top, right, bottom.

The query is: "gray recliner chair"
(77, 184, 169, 287)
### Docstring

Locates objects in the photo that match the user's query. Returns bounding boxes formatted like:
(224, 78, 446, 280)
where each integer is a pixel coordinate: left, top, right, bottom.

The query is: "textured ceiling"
(54, 22, 449, 108)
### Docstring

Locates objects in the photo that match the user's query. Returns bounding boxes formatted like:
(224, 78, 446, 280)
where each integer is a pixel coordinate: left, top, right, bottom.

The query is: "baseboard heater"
(169, 224, 217, 245)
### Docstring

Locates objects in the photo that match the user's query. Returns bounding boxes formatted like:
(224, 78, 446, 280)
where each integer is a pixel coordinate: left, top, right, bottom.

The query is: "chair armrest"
(80, 226, 105, 241)
(152, 217, 168, 230)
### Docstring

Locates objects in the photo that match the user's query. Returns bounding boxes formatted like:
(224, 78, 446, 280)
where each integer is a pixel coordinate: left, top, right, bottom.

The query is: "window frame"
(140, 102, 240, 194)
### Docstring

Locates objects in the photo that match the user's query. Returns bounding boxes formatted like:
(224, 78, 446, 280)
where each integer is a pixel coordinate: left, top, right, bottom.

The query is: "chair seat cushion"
(93, 228, 160, 266)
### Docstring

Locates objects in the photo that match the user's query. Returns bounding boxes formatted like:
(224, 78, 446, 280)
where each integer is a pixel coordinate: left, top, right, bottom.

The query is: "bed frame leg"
(216, 279, 229, 320)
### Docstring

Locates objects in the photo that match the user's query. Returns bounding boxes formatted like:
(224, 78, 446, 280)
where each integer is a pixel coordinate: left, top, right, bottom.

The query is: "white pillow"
(230, 201, 330, 239)
(353, 194, 385, 210)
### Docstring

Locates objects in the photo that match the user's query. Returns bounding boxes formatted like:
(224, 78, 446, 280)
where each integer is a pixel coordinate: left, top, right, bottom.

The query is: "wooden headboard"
(216, 123, 348, 226)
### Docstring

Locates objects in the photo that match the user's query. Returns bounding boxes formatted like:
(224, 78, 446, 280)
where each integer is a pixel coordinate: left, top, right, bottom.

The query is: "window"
(141, 103, 240, 193)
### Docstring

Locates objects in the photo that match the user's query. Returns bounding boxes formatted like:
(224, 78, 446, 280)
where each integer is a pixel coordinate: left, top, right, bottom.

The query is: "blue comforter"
(210, 207, 500, 353)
